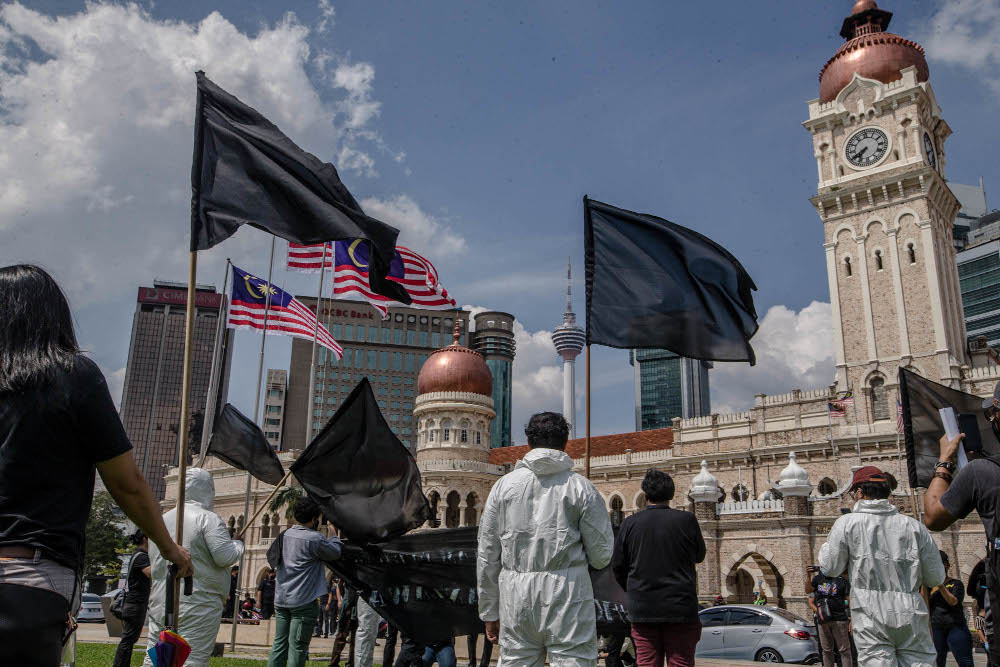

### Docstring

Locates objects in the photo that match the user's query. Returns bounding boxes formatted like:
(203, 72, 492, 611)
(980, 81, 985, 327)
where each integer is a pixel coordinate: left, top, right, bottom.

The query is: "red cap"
(850, 465, 887, 490)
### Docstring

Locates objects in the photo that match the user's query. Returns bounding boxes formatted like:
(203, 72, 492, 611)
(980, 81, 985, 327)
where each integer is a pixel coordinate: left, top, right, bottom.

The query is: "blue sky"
(3, 0, 998, 443)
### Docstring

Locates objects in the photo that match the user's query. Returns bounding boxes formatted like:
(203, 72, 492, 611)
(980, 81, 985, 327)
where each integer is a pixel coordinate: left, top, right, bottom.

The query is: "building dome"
(777, 452, 813, 497)
(689, 460, 722, 503)
(417, 320, 494, 397)
(818, 1, 928, 103)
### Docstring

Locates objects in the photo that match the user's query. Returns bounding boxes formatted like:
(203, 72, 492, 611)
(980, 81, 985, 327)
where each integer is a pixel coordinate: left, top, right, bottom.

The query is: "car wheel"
(755, 647, 784, 662)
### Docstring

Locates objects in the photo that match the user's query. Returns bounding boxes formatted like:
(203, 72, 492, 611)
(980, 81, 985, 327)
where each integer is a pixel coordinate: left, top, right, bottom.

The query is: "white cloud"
(316, 0, 335, 34)
(362, 194, 467, 257)
(920, 0, 1000, 95)
(710, 301, 835, 414)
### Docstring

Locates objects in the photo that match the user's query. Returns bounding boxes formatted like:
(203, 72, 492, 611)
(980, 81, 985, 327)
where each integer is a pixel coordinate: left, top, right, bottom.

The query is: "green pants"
(267, 600, 320, 667)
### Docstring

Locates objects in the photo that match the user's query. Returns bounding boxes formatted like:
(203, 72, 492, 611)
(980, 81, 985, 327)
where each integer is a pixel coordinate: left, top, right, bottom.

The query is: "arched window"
(429, 430, 435, 443)
(475, 431, 482, 445)
(460, 429, 468, 443)
(874, 249, 884, 271)
(844, 256, 852, 277)
(732, 484, 750, 502)
(443, 429, 450, 442)
(445, 491, 461, 528)
(870, 377, 889, 421)
(228, 515, 236, 538)
(817, 477, 837, 496)
(609, 497, 624, 528)
(464, 493, 479, 527)
(236, 514, 245, 534)
(261, 514, 271, 539)
(907, 243, 916, 264)
(426, 491, 440, 528)
(635, 493, 647, 511)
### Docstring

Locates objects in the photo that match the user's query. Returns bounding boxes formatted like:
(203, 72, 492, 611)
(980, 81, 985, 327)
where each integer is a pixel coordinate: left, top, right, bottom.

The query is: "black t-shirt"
(930, 578, 967, 629)
(258, 577, 276, 603)
(811, 574, 850, 623)
(940, 458, 1000, 540)
(124, 550, 151, 605)
(0, 356, 133, 571)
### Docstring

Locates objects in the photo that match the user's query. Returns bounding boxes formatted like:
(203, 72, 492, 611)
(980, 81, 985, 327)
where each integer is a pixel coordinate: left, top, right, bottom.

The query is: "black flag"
(190, 71, 410, 304)
(291, 378, 429, 543)
(899, 368, 999, 487)
(583, 197, 758, 363)
(206, 404, 286, 485)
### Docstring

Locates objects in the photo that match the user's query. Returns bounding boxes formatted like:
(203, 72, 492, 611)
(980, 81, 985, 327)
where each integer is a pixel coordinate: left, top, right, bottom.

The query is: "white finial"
(690, 460, 721, 503)
(778, 452, 813, 497)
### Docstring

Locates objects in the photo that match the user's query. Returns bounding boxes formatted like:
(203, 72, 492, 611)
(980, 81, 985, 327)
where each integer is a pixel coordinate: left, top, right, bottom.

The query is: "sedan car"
(76, 593, 105, 623)
(696, 604, 819, 663)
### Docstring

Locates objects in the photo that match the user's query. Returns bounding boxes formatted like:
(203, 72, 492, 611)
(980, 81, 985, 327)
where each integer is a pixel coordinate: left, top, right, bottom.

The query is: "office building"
(263, 369, 288, 449)
(471, 311, 516, 448)
(951, 178, 988, 248)
(119, 281, 232, 500)
(957, 181, 1000, 350)
(282, 299, 469, 453)
(629, 349, 711, 431)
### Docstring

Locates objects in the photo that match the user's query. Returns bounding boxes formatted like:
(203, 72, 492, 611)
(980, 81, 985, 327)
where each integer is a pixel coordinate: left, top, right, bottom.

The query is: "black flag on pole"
(190, 71, 410, 304)
(899, 368, 999, 487)
(583, 197, 758, 363)
(291, 378, 429, 543)
(206, 404, 286, 485)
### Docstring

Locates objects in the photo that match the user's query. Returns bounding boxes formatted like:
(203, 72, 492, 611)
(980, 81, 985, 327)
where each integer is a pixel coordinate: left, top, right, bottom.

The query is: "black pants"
(384, 623, 399, 666)
(0, 583, 70, 667)
(262, 599, 274, 620)
(113, 601, 147, 667)
(394, 635, 425, 667)
(466, 632, 493, 667)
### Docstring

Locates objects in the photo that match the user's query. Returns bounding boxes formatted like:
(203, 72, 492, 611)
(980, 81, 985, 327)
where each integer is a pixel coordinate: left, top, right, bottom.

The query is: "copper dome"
(819, 2, 928, 103)
(417, 320, 494, 397)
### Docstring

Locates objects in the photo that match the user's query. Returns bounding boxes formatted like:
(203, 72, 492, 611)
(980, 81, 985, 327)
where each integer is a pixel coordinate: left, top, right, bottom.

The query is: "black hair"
(130, 529, 146, 546)
(939, 549, 950, 567)
(0, 265, 79, 393)
(856, 480, 891, 500)
(524, 412, 570, 450)
(641, 468, 675, 503)
(294, 496, 322, 524)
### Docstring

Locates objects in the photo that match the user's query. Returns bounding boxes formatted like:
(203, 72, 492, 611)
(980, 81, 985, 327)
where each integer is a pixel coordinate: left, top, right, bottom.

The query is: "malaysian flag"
(287, 240, 456, 318)
(828, 390, 854, 418)
(227, 265, 343, 358)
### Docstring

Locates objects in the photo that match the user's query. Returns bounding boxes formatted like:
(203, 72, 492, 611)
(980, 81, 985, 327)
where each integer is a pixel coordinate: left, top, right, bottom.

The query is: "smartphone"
(958, 413, 983, 454)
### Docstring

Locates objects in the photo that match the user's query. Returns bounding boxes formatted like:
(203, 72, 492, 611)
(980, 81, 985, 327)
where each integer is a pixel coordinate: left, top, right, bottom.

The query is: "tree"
(269, 485, 303, 521)
(83, 492, 129, 580)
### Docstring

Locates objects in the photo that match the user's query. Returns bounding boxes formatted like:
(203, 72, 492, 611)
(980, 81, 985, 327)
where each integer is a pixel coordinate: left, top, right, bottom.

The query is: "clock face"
(845, 127, 889, 168)
(923, 132, 937, 169)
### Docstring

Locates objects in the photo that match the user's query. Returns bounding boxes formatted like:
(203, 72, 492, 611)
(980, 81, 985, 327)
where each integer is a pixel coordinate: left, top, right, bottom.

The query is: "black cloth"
(113, 600, 148, 667)
(811, 573, 850, 623)
(466, 632, 492, 667)
(0, 582, 69, 667)
(583, 197, 758, 363)
(611, 505, 706, 624)
(190, 72, 408, 304)
(292, 378, 429, 544)
(899, 367, 1000, 488)
(394, 635, 424, 667)
(124, 549, 151, 604)
(931, 578, 968, 629)
(0, 356, 133, 571)
(207, 404, 285, 485)
(384, 623, 399, 667)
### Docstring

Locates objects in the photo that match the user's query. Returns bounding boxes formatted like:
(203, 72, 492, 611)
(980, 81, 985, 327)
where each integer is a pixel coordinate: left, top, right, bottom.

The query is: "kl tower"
(552, 258, 586, 438)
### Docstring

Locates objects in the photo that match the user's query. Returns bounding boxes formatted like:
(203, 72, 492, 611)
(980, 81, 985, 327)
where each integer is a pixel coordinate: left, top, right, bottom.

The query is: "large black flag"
(206, 404, 286, 485)
(291, 378, 429, 543)
(190, 71, 410, 304)
(899, 368, 999, 487)
(584, 197, 758, 363)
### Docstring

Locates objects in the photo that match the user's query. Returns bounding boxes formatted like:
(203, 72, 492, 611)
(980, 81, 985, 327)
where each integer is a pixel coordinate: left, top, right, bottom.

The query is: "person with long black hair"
(113, 529, 153, 667)
(0, 264, 193, 666)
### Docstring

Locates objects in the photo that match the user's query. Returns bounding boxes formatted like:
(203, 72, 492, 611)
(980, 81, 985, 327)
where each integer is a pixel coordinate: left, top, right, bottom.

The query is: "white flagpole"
(198, 258, 232, 466)
(828, 397, 840, 488)
(230, 235, 276, 652)
(305, 243, 330, 445)
(852, 385, 862, 462)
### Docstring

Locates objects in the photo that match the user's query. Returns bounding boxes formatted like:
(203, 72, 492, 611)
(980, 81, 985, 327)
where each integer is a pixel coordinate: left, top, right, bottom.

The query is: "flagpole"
(230, 234, 276, 652)
(305, 243, 329, 445)
(853, 385, 862, 463)
(235, 468, 295, 541)
(829, 405, 840, 488)
(585, 344, 592, 479)
(198, 258, 232, 467)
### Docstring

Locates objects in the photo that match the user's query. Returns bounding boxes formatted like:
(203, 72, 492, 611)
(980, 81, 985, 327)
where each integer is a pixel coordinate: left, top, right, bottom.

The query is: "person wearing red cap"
(819, 465, 945, 667)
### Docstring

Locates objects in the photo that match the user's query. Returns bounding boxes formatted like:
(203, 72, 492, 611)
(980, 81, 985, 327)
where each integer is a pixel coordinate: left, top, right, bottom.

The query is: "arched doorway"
(464, 493, 479, 527)
(732, 569, 755, 604)
(609, 496, 624, 528)
(426, 491, 440, 527)
(724, 552, 786, 608)
(445, 491, 461, 528)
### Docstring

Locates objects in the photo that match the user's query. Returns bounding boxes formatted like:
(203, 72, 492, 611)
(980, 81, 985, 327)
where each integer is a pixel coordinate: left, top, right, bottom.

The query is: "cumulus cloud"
(362, 194, 467, 256)
(920, 0, 1000, 95)
(710, 301, 835, 414)
(316, 0, 335, 34)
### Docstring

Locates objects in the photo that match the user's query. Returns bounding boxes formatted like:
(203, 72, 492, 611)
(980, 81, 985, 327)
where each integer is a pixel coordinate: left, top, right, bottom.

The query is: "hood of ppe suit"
(516, 447, 575, 475)
(184, 467, 216, 511)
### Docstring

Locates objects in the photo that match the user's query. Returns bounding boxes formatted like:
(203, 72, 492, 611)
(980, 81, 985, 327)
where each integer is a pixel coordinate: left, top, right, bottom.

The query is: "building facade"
(470, 311, 516, 448)
(281, 299, 469, 454)
(120, 281, 231, 500)
(262, 369, 287, 449)
(629, 349, 711, 430)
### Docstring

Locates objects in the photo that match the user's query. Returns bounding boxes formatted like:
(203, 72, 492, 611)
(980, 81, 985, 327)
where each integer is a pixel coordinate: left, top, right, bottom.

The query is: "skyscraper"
(471, 311, 516, 447)
(119, 281, 232, 500)
(262, 369, 288, 450)
(629, 350, 711, 431)
(551, 259, 585, 439)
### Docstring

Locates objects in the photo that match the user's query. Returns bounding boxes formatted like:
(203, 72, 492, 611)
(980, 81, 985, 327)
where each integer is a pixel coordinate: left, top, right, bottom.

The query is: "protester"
(258, 568, 277, 620)
(355, 598, 382, 667)
(0, 264, 193, 666)
(384, 622, 399, 667)
(393, 634, 424, 667)
(753, 588, 767, 606)
(807, 564, 852, 667)
(242, 591, 257, 618)
(329, 582, 358, 667)
(321, 574, 340, 639)
(267, 497, 342, 667)
(929, 551, 974, 667)
(224, 565, 240, 619)
(611, 468, 705, 667)
(113, 529, 153, 667)
(466, 628, 492, 667)
(422, 637, 457, 667)
(820, 465, 945, 666)
(478, 412, 615, 666)
(315, 585, 332, 638)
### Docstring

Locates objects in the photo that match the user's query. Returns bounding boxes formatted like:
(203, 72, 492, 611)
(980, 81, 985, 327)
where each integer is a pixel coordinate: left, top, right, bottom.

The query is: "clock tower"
(803, 1, 965, 419)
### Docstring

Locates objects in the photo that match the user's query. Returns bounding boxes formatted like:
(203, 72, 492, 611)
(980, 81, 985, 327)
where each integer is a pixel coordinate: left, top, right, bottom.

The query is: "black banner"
(206, 403, 285, 485)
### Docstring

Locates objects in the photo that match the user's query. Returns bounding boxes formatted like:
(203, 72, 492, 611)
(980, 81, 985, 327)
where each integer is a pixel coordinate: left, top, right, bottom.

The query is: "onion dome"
(777, 452, 813, 497)
(417, 319, 494, 397)
(819, 1, 928, 103)
(689, 461, 722, 503)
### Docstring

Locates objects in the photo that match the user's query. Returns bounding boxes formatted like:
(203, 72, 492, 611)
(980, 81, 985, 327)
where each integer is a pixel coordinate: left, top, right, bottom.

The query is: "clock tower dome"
(803, 1, 965, 419)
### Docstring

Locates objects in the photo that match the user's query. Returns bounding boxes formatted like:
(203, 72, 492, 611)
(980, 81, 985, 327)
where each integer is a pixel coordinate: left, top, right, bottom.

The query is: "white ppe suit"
(143, 468, 244, 667)
(819, 498, 945, 667)
(477, 447, 614, 667)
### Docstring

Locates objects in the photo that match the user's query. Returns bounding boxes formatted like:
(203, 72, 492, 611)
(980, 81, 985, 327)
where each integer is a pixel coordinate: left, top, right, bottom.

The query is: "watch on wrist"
(936, 460, 957, 473)
(932, 470, 953, 484)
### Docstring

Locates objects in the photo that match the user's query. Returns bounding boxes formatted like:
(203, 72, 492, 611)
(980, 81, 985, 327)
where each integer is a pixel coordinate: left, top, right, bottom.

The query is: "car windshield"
(82, 594, 100, 602)
(769, 608, 811, 625)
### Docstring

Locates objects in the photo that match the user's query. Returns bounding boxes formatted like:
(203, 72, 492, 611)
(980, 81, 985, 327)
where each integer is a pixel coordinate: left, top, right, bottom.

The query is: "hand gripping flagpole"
(230, 234, 276, 652)
(198, 258, 232, 467)
(305, 243, 329, 445)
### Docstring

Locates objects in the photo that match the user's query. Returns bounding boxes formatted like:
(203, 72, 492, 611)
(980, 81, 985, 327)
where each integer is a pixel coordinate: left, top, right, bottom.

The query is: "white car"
(76, 593, 105, 623)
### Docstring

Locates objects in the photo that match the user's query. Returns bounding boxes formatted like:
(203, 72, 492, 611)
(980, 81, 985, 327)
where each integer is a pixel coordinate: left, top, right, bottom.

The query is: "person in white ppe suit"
(143, 468, 244, 667)
(478, 412, 614, 667)
(819, 465, 945, 667)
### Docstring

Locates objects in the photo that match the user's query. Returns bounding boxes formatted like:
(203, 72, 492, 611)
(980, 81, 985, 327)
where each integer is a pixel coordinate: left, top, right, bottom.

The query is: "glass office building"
(629, 349, 711, 431)
(471, 312, 516, 447)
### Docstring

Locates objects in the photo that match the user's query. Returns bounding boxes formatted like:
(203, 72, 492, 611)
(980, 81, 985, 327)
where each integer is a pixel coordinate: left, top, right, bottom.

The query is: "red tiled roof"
(488, 427, 673, 466)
